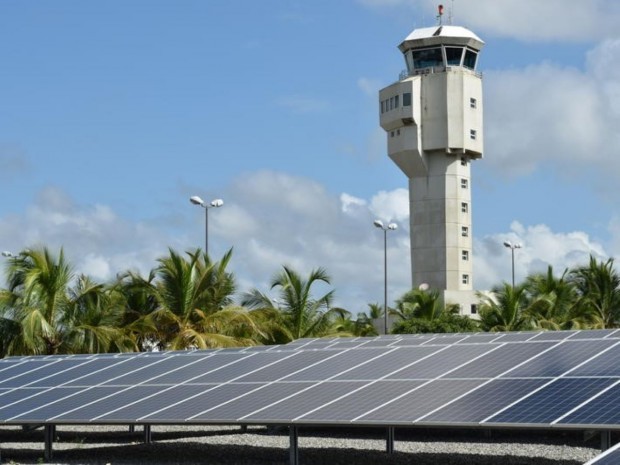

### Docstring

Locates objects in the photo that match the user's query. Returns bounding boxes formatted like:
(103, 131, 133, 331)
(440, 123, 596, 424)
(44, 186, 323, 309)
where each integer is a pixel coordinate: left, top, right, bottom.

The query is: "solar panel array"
(585, 442, 620, 465)
(1, 329, 620, 431)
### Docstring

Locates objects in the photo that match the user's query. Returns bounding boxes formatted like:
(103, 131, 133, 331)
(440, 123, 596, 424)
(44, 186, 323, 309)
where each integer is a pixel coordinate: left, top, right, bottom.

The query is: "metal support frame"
(386, 426, 395, 454)
(601, 430, 612, 451)
(129, 424, 135, 433)
(289, 426, 299, 465)
(143, 425, 152, 444)
(44, 424, 55, 461)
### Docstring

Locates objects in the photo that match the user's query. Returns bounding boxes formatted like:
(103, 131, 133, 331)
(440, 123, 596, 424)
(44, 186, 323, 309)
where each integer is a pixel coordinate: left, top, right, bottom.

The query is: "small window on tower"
(461, 202, 468, 213)
(395, 95, 399, 108)
(461, 226, 469, 237)
(396, 129, 400, 136)
(470, 98, 477, 109)
(390, 97, 394, 110)
(381, 101, 385, 114)
(403, 93, 412, 106)
(461, 179, 468, 189)
(464, 49, 478, 69)
(461, 157, 467, 166)
(445, 47, 464, 66)
(462, 250, 469, 261)
(390, 131, 394, 138)
(462, 274, 470, 285)
(470, 304, 478, 314)
(470, 129, 477, 140)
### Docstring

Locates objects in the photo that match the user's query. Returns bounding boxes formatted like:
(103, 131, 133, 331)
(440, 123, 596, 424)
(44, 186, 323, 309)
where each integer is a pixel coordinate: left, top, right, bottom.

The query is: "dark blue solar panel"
(529, 331, 577, 341)
(298, 380, 424, 423)
(559, 383, 620, 426)
(94, 384, 216, 421)
(585, 442, 620, 465)
(448, 342, 555, 379)
(235, 350, 341, 382)
(501, 339, 616, 378)
(456, 334, 502, 344)
(192, 382, 316, 421)
(487, 378, 616, 424)
(188, 352, 299, 383)
(571, 329, 619, 340)
(493, 332, 539, 343)
(386, 344, 494, 380)
(0, 360, 60, 387)
(144, 352, 249, 385)
(0, 387, 84, 421)
(63, 356, 169, 386)
(423, 378, 550, 423)
(141, 383, 259, 421)
(569, 344, 620, 377)
(283, 348, 393, 382)
(332, 346, 445, 381)
(241, 381, 367, 423)
(355, 379, 485, 424)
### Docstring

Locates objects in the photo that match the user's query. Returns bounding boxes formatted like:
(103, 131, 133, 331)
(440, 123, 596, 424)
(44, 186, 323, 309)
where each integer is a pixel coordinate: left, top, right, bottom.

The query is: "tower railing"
(399, 66, 483, 81)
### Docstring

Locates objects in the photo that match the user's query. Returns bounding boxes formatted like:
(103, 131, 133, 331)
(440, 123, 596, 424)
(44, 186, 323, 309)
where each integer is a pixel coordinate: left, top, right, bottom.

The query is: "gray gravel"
(0, 425, 602, 465)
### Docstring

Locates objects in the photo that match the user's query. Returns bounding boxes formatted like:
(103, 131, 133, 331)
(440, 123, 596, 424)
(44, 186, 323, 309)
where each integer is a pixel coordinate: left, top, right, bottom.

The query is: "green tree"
(145, 248, 267, 349)
(569, 256, 620, 329)
(242, 266, 348, 340)
(477, 283, 533, 332)
(524, 265, 583, 330)
(390, 289, 476, 334)
(0, 247, 133, 356)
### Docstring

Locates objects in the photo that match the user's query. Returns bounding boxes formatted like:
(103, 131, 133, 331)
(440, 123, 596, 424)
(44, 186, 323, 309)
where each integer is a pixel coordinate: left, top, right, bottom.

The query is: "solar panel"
(585, 441, 620, 465)
(1, 329, 620, 433)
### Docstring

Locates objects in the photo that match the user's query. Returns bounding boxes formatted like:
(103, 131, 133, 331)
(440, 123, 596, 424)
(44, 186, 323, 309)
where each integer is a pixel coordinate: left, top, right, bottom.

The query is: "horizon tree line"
(1, 245, 619, 357)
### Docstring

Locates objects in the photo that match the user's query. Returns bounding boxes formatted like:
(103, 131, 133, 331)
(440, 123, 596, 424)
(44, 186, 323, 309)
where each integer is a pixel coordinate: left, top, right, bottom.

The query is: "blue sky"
(2, 0, 620, 313)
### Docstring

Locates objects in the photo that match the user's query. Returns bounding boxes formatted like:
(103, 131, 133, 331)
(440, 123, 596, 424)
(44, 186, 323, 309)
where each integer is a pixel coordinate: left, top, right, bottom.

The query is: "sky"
(2, 0, 620, 314)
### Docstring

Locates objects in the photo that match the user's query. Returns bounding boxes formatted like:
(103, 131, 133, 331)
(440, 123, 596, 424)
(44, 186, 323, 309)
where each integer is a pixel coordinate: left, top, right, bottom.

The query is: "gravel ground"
(0, 424, 603, 465)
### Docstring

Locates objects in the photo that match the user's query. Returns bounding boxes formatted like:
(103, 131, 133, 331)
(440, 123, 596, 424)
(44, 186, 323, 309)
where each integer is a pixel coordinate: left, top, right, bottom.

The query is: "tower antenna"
(436, 4, 444, 25)
(448, 0, 454, 25)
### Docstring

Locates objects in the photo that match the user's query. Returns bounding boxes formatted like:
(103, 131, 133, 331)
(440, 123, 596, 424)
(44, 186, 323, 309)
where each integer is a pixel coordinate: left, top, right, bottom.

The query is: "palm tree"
(242, 266, 348, 340)
(352, 303, 381, 337)
(146, 248, 267, 349)
(0, 247, 132, 356)
(392, 288, 448, 322)
(477, 283, 533, 332)
(569, 256, 620, 329)
(524, 265, 582, 330)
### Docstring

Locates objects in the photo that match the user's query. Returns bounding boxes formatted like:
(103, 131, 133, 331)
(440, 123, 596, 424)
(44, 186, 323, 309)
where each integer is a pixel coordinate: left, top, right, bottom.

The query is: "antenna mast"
(449, 0, 454, 24)
(436, 4, 444, 25)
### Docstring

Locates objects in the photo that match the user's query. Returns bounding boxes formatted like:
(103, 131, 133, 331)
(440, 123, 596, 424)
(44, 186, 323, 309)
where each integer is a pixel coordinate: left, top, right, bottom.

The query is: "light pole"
(503, 241, 522, 287)
(374, 220, 398, 335)
(190, 196, 224, 256)
(1, 251, 13, 258)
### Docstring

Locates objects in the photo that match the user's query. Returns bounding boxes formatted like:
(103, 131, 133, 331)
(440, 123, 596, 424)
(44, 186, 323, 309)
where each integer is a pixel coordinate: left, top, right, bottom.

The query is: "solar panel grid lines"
(134, 350, 314, 421)
(481, 339, 620, 425)
(230, 348, 400, 422)
(551, 379, 620, 426)
(183, 348, 370, 421)
(584, 440, 620, 465)
(556, 382, 620, 427)
(47, 353, 219, 422)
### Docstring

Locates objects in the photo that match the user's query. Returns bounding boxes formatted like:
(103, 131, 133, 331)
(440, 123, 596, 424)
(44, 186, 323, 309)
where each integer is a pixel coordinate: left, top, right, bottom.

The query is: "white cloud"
(357, 77, 382, 97)
(474, 221, 608, 290)
(359, 0, 620, 42)
(484, 40, 620, 181)
(369, 188, 409, 222)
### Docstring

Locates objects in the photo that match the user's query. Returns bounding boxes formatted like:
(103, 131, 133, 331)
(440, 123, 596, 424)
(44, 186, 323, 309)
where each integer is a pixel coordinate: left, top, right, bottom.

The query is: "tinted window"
(403, 93, 411, 106)
(464, 49, 478, 69)
(445, 47, 463, 66)
(412, 47, 443, 69)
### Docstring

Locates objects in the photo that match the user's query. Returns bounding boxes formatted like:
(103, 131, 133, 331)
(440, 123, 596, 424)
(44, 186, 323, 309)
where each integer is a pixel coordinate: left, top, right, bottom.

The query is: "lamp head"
(1, 251, 13, 257)
(210, 199, 224, 208)
(373, 220, 384, 229)
(190, 196, 204, 206)
(503, 241, 512, 248)
(388, 223, 398, 230)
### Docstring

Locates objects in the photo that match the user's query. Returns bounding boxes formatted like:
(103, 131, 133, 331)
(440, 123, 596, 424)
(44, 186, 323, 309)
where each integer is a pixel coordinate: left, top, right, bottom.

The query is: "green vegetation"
(1, 245, 620, 357)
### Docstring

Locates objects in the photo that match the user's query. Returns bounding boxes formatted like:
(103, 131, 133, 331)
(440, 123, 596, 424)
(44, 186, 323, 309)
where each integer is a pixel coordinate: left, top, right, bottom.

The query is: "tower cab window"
(445, 47, 463, 66)
(463, 49, 478, 69)
(412, 47, 443, 69)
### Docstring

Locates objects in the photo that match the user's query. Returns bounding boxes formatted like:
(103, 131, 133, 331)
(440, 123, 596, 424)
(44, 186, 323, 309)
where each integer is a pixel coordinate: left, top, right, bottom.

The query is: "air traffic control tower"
(379, 24, 484, 315)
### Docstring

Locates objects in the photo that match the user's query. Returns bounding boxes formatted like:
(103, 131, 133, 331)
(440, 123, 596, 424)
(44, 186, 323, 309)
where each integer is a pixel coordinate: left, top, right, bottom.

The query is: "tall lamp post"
(374, 220, 398, 335)
(190, 196, 224, 256)
(503, 241, 522, 287)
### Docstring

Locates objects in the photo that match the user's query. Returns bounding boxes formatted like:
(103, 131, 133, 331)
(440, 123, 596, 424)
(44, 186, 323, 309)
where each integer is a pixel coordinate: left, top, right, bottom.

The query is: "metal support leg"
(289, 426, 299, 465)
(240, 425, 247, 433)
(601, 430, 612, 451)
(386, 426, 395, 454)
(143, 425, 152, 444)
(129, 425, 135, 433)
(44, 424, 55, 461)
